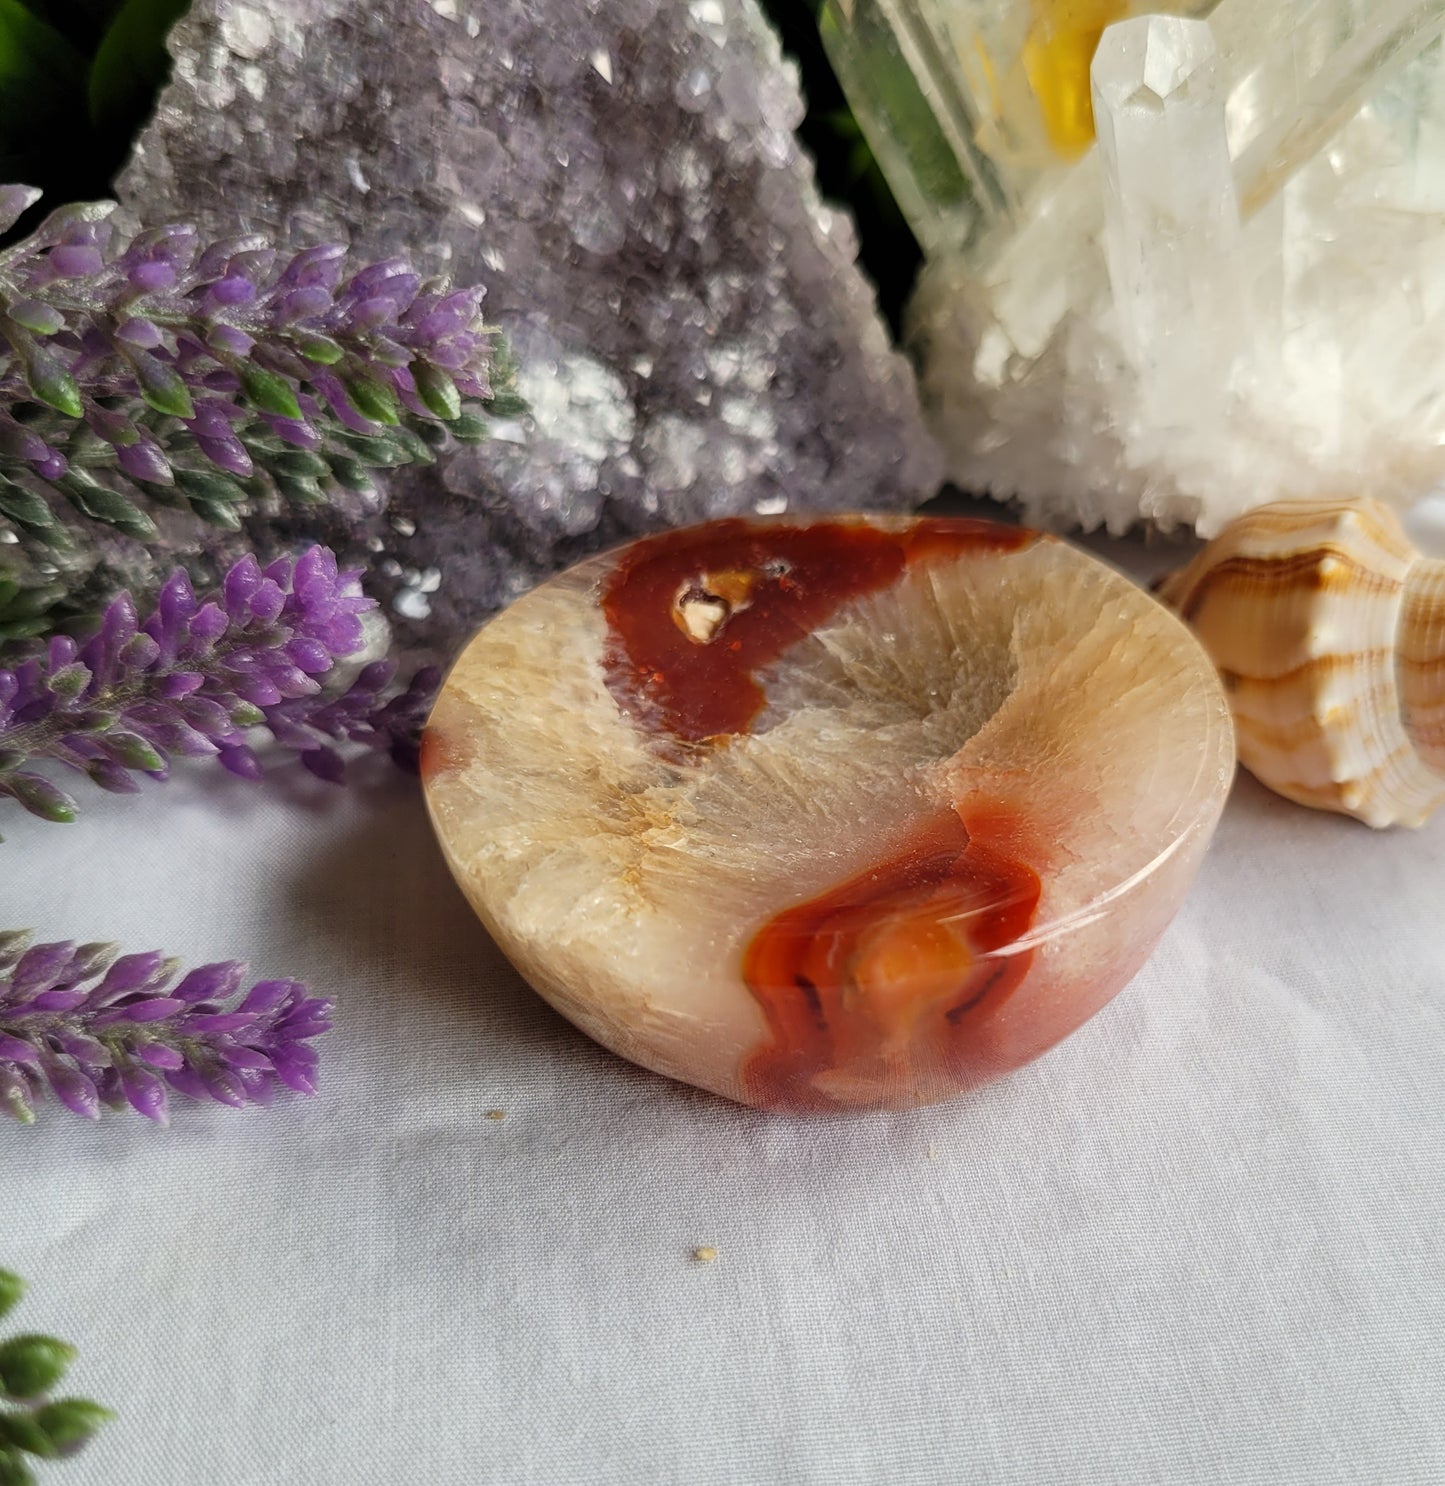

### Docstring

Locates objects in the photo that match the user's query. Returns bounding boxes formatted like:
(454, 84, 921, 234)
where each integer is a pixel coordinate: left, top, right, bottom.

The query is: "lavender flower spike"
(0, 547, 440, 825)
(0, 187, 521, 546)
(0, 930, 332, 1124)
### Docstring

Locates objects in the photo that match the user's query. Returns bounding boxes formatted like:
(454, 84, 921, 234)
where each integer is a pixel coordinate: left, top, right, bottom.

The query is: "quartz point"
(423, 516, 1233, 1112)
(1092, 17, 1241, 374)
(825, 0, 1445, 535)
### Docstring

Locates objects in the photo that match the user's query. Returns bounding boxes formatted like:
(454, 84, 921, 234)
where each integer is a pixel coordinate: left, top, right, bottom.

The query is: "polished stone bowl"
(424, 515, 1233, 1112)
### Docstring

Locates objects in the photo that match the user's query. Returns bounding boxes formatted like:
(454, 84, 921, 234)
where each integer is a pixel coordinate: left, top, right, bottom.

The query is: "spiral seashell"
(1158, 496, 1445, 828)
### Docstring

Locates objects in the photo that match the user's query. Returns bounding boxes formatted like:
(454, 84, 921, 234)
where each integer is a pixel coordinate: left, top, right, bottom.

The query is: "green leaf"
(273, 474, 325, 506)
(235, 424, 286, 455)
(6, 583, 64, 619)
(333, 432, 409, 468)
(131, 352, 194, 420)
(100, 731, 163, 771)
(174, 467, 249, 506)
(296, 333, 343, 365)
(270, 448, 331, 480)
(484, 390, 528, 420)
(2, 774, 78, 824)
(7, 0, 123, 52)
(238, 365, 302, 421)
(6, 299, 63, 335)
(0, 1335, 75, 1400)
(17, 342, 82, 418)
(0, 1415, 52, 1460)
(0, 482, 54, 528)
(0, 575, 66, 638)
(0, 1, 86, 155)
(186, 496, 241, 530)
(388, 425, 436, 466)
(0, 1444, 37, 1486)
(60, 473, 158, 538)
(323, 455, 373, 492)
(55, 420, 109, 466)
(2, 525, 68, 553)
(411, 360, 461, 421)
(0, 1272, 23, 1322)
(132, 479, 185, 510)
(86, 0, 190, 136)
(448, 411, 492, 443)
(343, 375, 401, 426)
(32, 1398, 114, 1453)
(0, 619, 53, 639)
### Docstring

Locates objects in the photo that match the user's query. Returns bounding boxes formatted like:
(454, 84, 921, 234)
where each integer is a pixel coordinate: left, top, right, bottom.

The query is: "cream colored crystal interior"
(424, 522, 1234, 1110)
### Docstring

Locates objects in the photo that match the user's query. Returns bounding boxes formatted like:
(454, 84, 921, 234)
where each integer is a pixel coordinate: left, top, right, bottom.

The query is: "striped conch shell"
(1158, 497, 1445, 828)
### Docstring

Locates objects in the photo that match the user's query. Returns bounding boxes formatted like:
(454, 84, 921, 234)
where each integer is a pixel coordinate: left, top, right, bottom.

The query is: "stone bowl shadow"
(273, 776, 720, 1115)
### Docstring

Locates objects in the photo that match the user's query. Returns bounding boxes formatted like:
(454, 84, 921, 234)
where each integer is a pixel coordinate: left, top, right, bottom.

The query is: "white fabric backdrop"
(5, 530, 1445, 1485)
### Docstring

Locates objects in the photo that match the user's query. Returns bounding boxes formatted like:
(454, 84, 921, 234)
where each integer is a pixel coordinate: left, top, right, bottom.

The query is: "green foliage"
(28, 1401, 112, 1455)
(0, 1338, 75, 1403)
(755, 0, 920, 333)
(0, 1271, 112, 1482)
(0, 485, 57, 536)
(236, 366, 301, 423)
(58, 471, 157, 540)
(0, 0, 190, 238)
(0, 589, 67, 640)
(86, 0, 190, 137)
(0, 5, 87, 182)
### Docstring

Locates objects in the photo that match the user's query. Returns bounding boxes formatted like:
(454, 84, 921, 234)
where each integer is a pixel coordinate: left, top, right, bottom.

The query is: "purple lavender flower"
(0, 546, 441, 825)
(267, 659, 444, 782)
(0, 930, 332, 1124)
(0, 186, 521, 546)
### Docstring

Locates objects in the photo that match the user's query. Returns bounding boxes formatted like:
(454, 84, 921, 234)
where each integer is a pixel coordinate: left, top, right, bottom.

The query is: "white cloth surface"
(5, 533, 1445, 1486)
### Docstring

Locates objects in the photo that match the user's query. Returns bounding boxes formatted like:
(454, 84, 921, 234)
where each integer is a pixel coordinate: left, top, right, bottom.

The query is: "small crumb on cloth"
(485, 1109, 506, 1121)
(692, 1246, 718, 1263)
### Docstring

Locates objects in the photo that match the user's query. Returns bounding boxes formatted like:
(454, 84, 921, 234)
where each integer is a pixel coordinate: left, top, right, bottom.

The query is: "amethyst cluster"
(0, 185, 516, 548)
(0, 545, 439, 825)
(0, 931, 332, 1123)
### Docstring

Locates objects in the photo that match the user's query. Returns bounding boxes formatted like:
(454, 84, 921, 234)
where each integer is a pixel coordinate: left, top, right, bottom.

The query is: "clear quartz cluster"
(117, 0, 942, 648)
(824, 0, 1445, 534)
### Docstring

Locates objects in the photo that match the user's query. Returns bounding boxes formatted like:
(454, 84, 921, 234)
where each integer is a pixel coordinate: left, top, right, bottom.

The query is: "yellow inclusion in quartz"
(1021, 0, 1136, 158)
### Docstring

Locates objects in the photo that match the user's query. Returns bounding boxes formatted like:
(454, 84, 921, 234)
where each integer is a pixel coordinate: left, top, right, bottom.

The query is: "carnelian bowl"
(423, 516, 1233, 1112)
